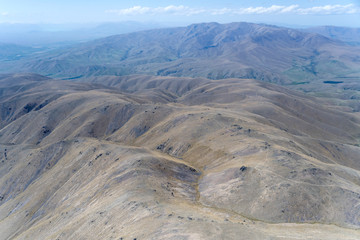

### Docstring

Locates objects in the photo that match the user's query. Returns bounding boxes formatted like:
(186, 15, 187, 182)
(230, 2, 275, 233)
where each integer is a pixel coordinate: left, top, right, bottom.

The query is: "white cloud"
(107, 5, 204, 16)
(107, 4, 360, 16)
(236, 5, 285, 14)
(211, 8, 232, 15)
(230, 4, 359, 15)
(1, 12, 8, 16)
(297, 4, 358, 15)
(280, 5, 299, 14)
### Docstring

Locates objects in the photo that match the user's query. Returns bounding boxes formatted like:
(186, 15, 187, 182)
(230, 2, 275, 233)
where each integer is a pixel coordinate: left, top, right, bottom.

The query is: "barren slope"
(0, 74, 360, 239)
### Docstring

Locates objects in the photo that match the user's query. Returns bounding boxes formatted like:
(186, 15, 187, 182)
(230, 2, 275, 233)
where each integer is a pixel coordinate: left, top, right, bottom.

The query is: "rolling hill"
(0, 73, 360, 239)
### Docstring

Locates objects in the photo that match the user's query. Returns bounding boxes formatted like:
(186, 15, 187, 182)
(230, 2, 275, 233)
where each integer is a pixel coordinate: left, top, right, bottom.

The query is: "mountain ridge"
(3, 22, 359, 82)
(0, 74, 360, 239)
(1, 21, 358, 112)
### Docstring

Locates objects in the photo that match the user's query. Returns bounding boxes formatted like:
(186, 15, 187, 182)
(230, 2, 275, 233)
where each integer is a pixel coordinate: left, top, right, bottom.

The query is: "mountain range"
(5, 22, 358, 83)
(1, 22, 359, 112)
(0, 22, 360, 239)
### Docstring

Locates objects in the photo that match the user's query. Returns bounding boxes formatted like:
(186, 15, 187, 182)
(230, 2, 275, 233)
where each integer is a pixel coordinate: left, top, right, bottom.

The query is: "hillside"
(1, 73, 360, 239)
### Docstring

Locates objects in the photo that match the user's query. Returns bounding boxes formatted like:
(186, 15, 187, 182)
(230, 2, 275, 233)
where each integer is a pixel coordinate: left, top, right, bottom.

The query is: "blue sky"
(1, 0, 360, 27)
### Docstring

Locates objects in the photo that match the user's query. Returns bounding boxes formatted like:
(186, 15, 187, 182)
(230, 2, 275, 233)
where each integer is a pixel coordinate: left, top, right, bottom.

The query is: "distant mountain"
(0, 43, 42, 61)
(1, 73, 360, 239)
(6, 22, 359, 87)
(0, 22, 166, 47)
(305, 26, 360, 46)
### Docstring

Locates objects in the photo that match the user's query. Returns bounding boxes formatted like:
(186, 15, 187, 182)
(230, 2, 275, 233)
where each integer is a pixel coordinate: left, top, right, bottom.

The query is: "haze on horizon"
(1, 0, 360, 29)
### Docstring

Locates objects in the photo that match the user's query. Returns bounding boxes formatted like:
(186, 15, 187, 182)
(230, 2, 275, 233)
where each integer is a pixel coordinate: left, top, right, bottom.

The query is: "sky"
(1, 0, 360, 28)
